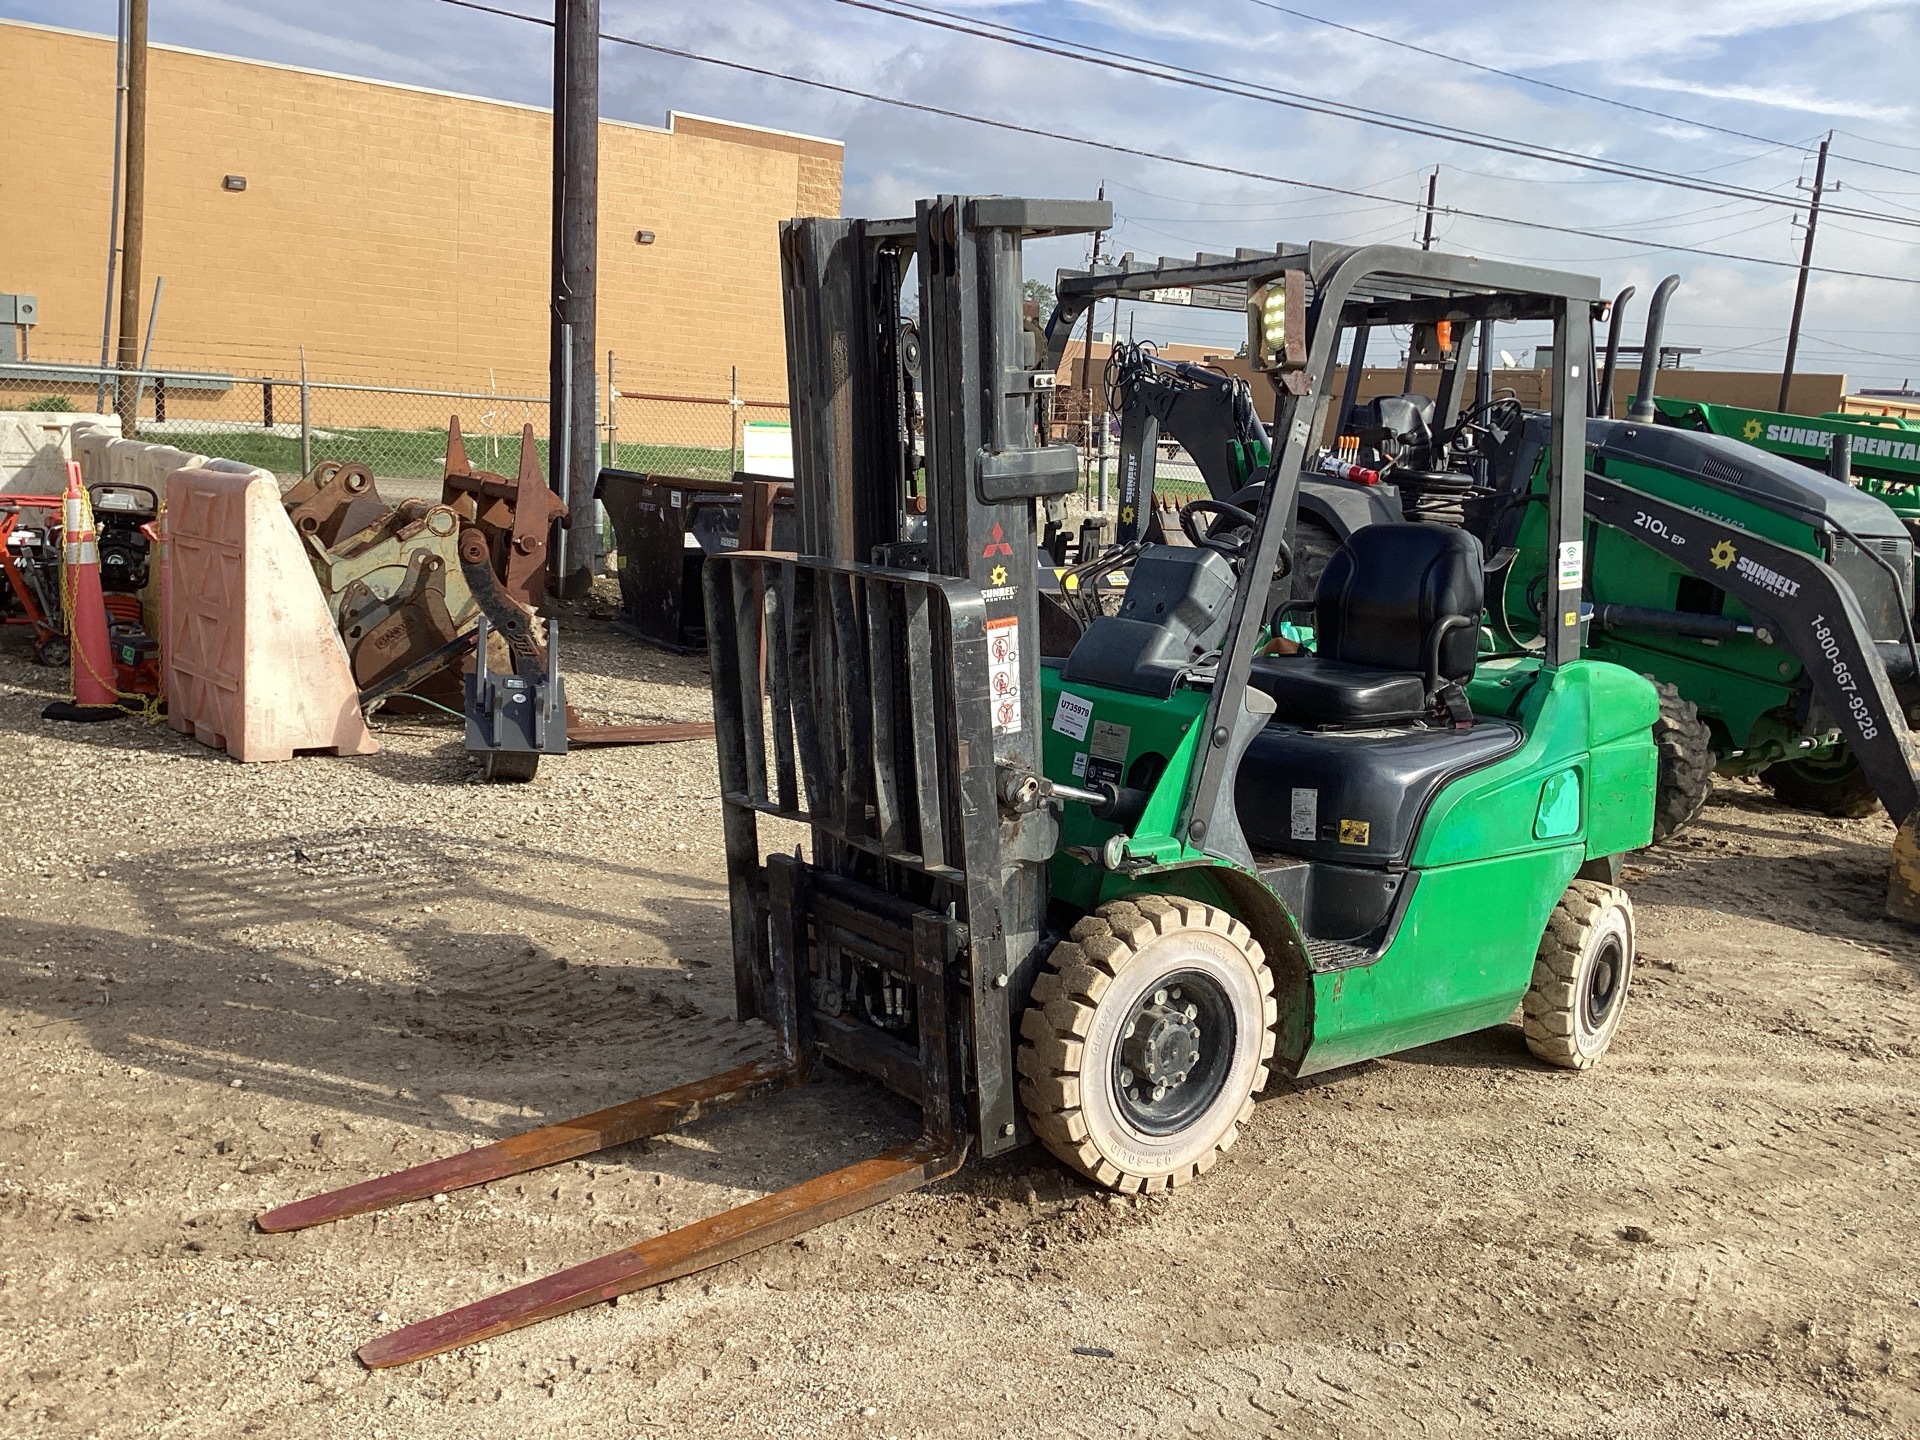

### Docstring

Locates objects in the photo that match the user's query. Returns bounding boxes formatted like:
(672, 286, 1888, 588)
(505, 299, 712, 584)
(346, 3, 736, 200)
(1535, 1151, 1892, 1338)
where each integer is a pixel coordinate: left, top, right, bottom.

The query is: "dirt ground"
(2, 602, 1917, 1440)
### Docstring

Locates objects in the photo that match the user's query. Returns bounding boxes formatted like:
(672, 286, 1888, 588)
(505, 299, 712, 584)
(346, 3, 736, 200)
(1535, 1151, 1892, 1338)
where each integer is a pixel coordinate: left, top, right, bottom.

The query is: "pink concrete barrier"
(163, 467, 377, 762)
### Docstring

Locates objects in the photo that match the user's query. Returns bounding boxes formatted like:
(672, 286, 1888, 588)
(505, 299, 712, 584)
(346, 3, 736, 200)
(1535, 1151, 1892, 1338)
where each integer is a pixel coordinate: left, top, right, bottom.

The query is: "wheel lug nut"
(1188, 1051, 1199, 1065)
(1183, 1003, 1197, 1021)
(1152, 1085, 1166, 1102)
(1123, 1021, 1136, 1039)
(1153, 989, 1168, 1006)
(1118, 1067, 1133, 1087)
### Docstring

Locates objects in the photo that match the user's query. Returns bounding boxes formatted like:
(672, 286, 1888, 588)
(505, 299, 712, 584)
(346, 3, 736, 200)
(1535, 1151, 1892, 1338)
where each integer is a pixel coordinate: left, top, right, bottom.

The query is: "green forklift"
(1069, 260, 1920, 921)
(260, 202, 1661, 1361)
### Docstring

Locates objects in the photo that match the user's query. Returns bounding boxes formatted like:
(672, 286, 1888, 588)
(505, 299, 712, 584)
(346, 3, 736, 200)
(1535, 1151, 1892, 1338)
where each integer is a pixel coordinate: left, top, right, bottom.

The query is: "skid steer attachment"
(260, 194, 1106, 1365)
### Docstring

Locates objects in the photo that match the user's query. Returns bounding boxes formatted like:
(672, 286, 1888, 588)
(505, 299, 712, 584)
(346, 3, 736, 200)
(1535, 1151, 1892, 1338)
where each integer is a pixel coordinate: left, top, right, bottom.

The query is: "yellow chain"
(60, 485, 166, 724)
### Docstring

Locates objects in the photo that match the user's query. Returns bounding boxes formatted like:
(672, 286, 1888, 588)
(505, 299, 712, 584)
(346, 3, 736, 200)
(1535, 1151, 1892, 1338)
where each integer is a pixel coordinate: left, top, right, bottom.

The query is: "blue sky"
(6, 0, 1919, 385)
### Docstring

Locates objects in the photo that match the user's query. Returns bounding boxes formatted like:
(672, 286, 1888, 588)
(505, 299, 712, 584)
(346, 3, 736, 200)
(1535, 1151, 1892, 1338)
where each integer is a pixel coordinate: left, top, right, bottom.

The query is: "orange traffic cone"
(43, 461, 124, 724)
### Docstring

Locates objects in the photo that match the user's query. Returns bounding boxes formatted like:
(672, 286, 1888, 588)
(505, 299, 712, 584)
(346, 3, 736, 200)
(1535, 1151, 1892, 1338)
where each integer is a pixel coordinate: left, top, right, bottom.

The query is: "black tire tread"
(1759, 752, 1881, 819)
(1647, 678, 1713, 845)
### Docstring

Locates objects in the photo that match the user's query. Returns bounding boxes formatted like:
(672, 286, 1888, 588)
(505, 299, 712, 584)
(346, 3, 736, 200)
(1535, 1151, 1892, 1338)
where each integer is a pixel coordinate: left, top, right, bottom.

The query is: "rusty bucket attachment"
(1891, 810, 1920, 925)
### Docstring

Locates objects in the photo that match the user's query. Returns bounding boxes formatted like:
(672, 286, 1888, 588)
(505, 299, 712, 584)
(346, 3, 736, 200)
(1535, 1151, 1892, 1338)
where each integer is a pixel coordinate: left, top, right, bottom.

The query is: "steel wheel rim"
(1582, 935, 1625, 1033)
(1110, 968, 1237, 1138)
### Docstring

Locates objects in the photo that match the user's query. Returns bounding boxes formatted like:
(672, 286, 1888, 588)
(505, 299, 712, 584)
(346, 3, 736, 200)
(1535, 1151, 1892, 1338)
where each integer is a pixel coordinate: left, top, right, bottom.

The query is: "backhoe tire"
(1759, 750, 1880, 819)
(1289, 514, 1341, 602)
(1648, 679, 1713, 845)
(1523, 881, 1635, 1071)
(1018, 895, 1276, 1195)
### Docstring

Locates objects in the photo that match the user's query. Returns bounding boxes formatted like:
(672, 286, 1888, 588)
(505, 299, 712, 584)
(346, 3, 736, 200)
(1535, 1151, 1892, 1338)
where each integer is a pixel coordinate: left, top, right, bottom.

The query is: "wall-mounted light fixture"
(635, 229, 656, 245)
(222, 175, 247, 191)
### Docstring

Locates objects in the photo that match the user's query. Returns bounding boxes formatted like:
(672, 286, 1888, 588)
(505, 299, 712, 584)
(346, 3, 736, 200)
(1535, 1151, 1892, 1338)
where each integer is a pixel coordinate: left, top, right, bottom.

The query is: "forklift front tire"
(1018, 895, 1276, 1194)
(1523, 881, 1635, 1071)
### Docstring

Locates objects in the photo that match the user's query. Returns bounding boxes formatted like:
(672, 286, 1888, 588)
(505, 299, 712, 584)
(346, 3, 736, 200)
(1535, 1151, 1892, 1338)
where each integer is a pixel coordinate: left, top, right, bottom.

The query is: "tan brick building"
(0, 19, 841, 420)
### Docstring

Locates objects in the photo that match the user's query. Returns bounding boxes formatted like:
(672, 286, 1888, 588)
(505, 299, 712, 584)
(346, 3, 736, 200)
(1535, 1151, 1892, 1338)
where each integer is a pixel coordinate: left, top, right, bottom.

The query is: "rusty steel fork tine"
(257, 1060, 796, 1235)
(356, 1135, 969, 1369)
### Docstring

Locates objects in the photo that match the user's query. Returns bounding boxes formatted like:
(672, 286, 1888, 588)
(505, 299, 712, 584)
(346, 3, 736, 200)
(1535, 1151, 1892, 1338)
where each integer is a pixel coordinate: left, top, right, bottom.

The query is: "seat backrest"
(1315, 523, 1483, 682)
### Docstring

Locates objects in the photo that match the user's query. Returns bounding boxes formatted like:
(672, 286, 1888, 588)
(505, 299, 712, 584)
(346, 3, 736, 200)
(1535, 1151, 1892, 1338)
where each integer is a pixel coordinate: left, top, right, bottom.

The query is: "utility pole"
(1403, 167, 1438, 391)
(550, 0, 600, 595)
(113, 0, 148, 435)
(94, 0, 131, 415)
(1082, 182, 1103, 499)
(1778, 133, 1832, 415)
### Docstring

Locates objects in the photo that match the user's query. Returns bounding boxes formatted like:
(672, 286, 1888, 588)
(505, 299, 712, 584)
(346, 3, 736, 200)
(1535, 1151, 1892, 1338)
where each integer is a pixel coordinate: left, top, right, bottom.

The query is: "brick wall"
(0, 20, 842, 406)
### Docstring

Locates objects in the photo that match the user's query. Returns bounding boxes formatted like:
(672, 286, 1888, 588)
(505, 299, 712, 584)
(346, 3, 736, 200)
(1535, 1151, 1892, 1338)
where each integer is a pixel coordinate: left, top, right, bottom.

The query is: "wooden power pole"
(113, 0, 148, 435)
(1778, 133, 1831, 415)
(550, 0, 600, 595)
(1082, 182, 1103, 489)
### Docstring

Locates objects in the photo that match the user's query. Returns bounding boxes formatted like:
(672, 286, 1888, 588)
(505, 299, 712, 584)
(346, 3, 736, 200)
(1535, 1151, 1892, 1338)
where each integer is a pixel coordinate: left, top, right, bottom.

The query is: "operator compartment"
(1237, 524, 1521, 953)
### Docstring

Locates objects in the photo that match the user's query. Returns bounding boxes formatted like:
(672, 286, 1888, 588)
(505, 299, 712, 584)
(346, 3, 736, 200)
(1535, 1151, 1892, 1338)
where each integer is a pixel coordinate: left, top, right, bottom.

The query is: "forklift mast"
(709, 196, 1110, 1160)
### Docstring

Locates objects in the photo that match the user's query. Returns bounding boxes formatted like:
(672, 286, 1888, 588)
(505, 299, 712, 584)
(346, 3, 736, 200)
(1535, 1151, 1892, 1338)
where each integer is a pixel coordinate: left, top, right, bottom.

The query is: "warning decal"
(986, 617, 1022, 735)
(1290, 788, 1318, 842)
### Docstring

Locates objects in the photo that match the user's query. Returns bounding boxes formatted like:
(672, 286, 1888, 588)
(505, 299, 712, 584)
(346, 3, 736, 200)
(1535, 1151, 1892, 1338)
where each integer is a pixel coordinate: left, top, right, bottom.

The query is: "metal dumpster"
(596, 468, 795, 651)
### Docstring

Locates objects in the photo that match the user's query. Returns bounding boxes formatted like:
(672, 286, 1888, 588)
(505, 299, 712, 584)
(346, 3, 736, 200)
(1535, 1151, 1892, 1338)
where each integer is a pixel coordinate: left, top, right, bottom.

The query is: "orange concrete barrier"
(163, 467, 378, 762)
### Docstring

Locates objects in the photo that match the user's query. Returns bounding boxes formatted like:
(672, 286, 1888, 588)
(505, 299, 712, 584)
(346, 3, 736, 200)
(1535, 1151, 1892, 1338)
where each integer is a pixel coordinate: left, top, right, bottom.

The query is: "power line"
(1240, 0, 1813, 154)
(832, 0, 1920, 234)
(423, 0, 1920, 287)
(1244, 8, 1920, 186)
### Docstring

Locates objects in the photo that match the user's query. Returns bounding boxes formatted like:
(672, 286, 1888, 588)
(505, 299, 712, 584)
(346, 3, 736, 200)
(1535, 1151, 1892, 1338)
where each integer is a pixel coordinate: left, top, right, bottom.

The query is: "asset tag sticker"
(986, 617, 1022, 735)
(1557, 540, 1583, 589)
(670, 489, 683, 509)
(1052, 691, 1094, 742)
(1290, 787, 1318, 842)
(1071, 751, 1089, 779)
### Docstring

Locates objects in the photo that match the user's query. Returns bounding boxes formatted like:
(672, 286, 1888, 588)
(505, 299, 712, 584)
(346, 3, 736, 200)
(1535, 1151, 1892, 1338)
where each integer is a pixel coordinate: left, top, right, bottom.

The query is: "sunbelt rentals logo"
(1710, 538, 1801, 599)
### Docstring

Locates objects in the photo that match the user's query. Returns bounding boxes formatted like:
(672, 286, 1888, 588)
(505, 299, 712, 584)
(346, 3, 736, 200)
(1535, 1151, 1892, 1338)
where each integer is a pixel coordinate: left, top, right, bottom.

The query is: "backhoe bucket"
(1891, 810, 1920, 925)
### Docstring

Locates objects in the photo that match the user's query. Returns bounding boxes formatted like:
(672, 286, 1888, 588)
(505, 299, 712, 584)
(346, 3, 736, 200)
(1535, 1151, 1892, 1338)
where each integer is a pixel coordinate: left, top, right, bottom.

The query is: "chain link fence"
(1, 349, 791, 491)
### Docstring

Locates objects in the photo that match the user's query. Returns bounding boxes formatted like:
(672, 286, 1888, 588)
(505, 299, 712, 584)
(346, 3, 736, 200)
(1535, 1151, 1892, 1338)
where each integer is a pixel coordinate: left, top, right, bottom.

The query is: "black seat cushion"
(1236, 718, 1524, 866)
(1248, 656, 1429, 727)
(1316, 523, 1484, 683)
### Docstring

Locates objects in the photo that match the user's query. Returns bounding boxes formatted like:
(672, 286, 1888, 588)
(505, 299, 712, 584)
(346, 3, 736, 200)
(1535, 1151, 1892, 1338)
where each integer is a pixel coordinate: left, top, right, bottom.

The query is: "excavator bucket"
(1891, 810, 1920, 925)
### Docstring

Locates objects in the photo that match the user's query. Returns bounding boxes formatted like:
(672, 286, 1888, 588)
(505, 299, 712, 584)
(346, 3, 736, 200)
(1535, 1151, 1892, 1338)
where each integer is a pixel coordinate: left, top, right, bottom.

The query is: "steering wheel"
(1179, 498, 1260, 557)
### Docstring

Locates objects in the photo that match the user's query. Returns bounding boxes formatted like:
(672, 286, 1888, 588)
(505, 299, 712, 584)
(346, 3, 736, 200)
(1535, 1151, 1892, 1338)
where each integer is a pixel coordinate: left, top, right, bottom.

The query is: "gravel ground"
(2, 595, 1917, 1440)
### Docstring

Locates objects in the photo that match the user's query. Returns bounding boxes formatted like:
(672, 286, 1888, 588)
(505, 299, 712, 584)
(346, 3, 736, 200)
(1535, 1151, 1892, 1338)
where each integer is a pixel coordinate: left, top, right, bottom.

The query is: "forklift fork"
(257, 852, 970, 1367)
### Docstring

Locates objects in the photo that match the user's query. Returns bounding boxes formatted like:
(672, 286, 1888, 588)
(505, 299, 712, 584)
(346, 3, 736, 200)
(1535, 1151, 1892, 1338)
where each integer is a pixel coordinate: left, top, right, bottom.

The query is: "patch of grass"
(22, 394, 75, 412)
(158, 427, 735, 483)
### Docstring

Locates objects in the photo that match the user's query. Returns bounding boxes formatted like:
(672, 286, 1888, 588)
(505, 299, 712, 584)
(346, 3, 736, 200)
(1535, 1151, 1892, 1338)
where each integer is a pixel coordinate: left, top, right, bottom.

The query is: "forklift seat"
(1248, 523, 1484, 727)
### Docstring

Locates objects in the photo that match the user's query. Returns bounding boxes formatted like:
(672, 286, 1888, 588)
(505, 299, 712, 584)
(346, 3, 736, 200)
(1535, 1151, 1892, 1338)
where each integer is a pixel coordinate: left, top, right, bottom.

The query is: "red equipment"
(0, 494, 67, 663)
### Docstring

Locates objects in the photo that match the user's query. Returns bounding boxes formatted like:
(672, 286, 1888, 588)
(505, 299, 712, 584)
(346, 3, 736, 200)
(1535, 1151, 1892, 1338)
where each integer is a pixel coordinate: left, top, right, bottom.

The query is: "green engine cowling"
(1502, 418, 1916, 772)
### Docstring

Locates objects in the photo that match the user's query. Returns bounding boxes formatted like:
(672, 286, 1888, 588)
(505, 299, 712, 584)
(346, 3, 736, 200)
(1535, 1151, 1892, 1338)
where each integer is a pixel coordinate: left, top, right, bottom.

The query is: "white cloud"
(6, 0, 1916, 385)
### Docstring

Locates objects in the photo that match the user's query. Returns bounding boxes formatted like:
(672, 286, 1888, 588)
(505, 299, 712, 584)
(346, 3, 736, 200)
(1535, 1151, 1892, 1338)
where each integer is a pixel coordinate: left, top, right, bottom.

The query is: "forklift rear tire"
(1017, 895, 1276, 1194)
(480, 750, 541, 783)
(1648, 679, 1713, 845)
(1759, 750, 1880, 819)
(1523, 881, 1635, 1071)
